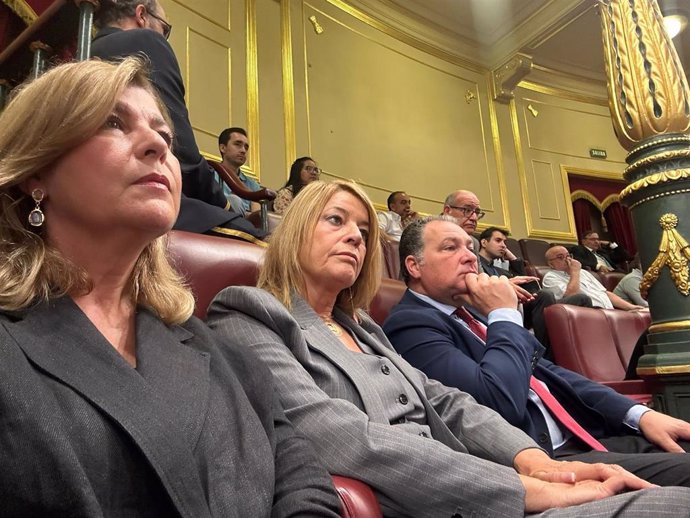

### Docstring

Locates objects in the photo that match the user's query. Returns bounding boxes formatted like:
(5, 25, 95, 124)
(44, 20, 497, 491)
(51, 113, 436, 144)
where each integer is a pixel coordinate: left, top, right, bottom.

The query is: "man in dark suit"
(571, 230, 629, 272)
(91, 0, 265, 244)
(383, 215, 690, 487)
(477, 226, 592, 351)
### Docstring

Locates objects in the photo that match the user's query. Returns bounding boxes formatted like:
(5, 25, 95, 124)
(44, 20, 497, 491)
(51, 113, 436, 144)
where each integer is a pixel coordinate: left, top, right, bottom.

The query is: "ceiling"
(385, 0, 690, 87)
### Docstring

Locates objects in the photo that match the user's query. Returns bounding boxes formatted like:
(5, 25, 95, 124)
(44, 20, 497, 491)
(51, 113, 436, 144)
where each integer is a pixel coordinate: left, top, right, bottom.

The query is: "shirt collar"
(408, 289, 456, 316)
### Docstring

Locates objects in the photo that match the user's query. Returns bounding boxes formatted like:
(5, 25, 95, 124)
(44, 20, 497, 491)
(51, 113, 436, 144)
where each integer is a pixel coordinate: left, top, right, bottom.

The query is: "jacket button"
(419, 431, 429, 438)
(398, 394, 408, 405)
(538, 433, 549, 445)
(381, 364, 390, 375)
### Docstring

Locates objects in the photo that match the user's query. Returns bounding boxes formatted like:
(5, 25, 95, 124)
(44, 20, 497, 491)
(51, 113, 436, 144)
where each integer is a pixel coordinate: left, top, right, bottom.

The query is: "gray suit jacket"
(0, 296, 339, 517)
(208, 287, 538, 518)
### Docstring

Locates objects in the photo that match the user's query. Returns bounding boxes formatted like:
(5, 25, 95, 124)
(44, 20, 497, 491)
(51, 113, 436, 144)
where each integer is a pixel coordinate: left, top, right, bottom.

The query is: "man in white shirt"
(377, 191, 416, 241)
(542, 246, 643, 310)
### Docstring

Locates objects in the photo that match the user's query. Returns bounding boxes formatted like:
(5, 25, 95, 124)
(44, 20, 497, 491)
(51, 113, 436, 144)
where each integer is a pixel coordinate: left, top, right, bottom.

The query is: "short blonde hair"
(0, 57, 194, 324)
(258, 180, 382, 311)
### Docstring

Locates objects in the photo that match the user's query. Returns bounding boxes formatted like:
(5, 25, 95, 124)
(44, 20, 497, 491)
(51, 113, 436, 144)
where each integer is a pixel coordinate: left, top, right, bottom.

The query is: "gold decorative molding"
(637, 364, 690, 376)
(2, 0, 37, 25)
(464, 90, 475, 104)
(599, 0, 690, 150)
(308, 14, 324, 34)
(629, 135, 690, 156)
(640, 214, 690, 298)
(324, 0, 481, 72)
(648, 320, 690, 333)
(281, 0, 296, 171)
(245, 0, 260, 179)
(629, 187, 690, 210)
(527, 104, 538, 117)
(570, 190, 621, 213)
(620, 168, 690, 200)
(625, 149, 690, 177)
(492, 53, 533, 104)
(520, 81, 609, 107)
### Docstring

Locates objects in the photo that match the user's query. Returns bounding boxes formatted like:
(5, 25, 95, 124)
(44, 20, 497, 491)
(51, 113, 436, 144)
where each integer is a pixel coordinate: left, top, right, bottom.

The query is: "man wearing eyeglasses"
(543, 246, 643, 311)
(442, 190, 487, 273)
(91, 1, 266, 245)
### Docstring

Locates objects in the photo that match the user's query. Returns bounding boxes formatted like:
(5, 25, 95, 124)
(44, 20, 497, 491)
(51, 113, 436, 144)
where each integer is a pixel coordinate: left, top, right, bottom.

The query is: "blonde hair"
(258, 180, 382, 311)
(0, 57, 194, 324)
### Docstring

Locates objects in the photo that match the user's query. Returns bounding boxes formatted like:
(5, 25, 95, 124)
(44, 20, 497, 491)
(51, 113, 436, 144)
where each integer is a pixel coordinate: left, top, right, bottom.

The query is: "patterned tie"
(453, 306, 608, 452)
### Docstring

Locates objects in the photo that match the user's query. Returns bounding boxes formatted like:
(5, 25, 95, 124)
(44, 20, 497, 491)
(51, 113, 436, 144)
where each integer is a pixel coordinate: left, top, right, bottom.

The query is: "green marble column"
(600, 0, 690, 418)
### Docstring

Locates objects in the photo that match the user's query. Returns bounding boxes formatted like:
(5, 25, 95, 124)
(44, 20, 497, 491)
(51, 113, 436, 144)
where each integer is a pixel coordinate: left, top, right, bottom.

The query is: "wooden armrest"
(208, 160, 276, 202)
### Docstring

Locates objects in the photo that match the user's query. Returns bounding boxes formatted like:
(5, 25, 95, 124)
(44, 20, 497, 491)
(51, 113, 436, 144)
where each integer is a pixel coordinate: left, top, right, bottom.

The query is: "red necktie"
(453, 307, 607, 452)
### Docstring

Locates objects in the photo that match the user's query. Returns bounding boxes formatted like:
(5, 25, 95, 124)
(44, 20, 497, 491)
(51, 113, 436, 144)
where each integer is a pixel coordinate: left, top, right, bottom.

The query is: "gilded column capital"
(492, 53, 533, 104)
(600, 0, 690, 150)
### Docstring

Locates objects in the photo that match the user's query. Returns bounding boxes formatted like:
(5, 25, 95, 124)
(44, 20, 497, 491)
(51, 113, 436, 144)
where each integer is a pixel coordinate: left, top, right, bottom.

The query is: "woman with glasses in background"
(273, 156, 321, 215)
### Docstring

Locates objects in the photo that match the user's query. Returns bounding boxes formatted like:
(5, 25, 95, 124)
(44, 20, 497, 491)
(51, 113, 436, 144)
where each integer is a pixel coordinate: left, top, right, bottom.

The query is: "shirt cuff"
(623, 404, 652, 431)
(488, 308, 523, 327)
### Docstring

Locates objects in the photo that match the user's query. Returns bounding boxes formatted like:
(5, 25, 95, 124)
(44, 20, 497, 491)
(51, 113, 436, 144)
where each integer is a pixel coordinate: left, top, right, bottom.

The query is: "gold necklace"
(320, 315, 342, 336)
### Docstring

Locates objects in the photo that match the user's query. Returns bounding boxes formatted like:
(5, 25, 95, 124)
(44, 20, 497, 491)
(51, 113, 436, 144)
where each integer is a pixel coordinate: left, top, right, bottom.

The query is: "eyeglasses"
(447, 205, 486, 220)
(550, 253, 571, 261)
(304, 165, 321, 175)
(146, 9, 172, 40)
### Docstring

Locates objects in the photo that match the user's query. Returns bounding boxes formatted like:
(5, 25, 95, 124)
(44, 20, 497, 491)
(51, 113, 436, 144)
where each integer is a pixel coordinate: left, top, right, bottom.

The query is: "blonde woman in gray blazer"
(208, 180, 690, 518)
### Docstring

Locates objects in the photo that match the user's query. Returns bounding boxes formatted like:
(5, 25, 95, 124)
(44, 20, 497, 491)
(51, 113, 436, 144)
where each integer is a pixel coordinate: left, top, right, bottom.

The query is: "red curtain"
(604, 202, 637, 255)
(572, 198, 593, 239)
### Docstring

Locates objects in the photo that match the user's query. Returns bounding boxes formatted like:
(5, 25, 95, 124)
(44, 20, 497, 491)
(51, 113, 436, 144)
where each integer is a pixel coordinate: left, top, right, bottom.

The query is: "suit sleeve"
(384, 306, 539, 426)
(207, 288, 527, 518)
(540, 359, 637, 435)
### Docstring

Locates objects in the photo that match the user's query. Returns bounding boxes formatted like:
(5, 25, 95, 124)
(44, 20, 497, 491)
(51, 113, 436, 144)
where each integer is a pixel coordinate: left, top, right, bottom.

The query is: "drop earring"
(28, 188, 45, 227)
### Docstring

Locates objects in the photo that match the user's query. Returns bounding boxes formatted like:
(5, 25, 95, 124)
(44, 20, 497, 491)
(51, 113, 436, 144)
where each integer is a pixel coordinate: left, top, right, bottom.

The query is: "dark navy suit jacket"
(383, 290, 637, 454)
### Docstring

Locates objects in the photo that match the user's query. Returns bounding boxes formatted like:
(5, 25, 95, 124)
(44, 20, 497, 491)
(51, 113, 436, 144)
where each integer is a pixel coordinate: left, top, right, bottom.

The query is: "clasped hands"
(514, 448, 654, 512)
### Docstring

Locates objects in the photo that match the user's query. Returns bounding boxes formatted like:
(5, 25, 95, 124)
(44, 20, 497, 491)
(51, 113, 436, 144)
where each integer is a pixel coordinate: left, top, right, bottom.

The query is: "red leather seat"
(369, 278, 406, 326)
(519, 238, 551, 266)
(380, 237, 400, 280)
(597, 271, 625, 292)
(543, 304, 651, 404)
(166, 230, 382, 516)
(167, 230, 265, 319)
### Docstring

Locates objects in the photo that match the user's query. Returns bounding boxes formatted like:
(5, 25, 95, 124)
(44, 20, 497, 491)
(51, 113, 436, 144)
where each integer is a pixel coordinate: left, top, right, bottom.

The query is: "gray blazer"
(0, 296, 339, 518)
(208, 287, 537, 518)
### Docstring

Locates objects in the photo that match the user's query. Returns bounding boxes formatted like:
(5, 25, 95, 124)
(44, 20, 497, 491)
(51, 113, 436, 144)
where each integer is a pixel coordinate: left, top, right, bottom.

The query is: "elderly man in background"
(613, 255, 648, 307)
(543, 245, 644, 310)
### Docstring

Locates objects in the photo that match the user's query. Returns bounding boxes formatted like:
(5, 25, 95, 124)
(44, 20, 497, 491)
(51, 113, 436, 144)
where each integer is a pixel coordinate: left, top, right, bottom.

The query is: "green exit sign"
(589, 148, 607, 159)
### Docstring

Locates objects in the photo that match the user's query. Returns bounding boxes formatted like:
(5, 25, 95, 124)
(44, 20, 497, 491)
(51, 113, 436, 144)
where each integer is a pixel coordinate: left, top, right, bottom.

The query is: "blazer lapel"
(6, 298, 211, 518)
(291, 297, 389, 422)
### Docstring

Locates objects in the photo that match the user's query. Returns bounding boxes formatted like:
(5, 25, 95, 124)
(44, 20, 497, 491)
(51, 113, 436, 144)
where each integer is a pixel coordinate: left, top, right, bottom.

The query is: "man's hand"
(639, 410, 690, 453)
(511, 283, 535, 303)
(510, 275, 540, 286)
(596, 264, 614, 273)
(565, 256, 581, 274)
(503, 248, 518, 261)
(519, 473, 651, 513)
(457, 272, 518, 314)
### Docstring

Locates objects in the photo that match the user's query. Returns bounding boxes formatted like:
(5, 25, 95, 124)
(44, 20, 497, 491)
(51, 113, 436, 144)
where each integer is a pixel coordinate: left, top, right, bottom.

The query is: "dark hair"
(582, 230, 597, 240)
(478, 227, 508, 248)
(218, 127, 248, 146)
(386, 191, 406, 210)
(399, 215, 457, 284)
(284, 156, 315, 198)
(95, 0, 158, 29)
